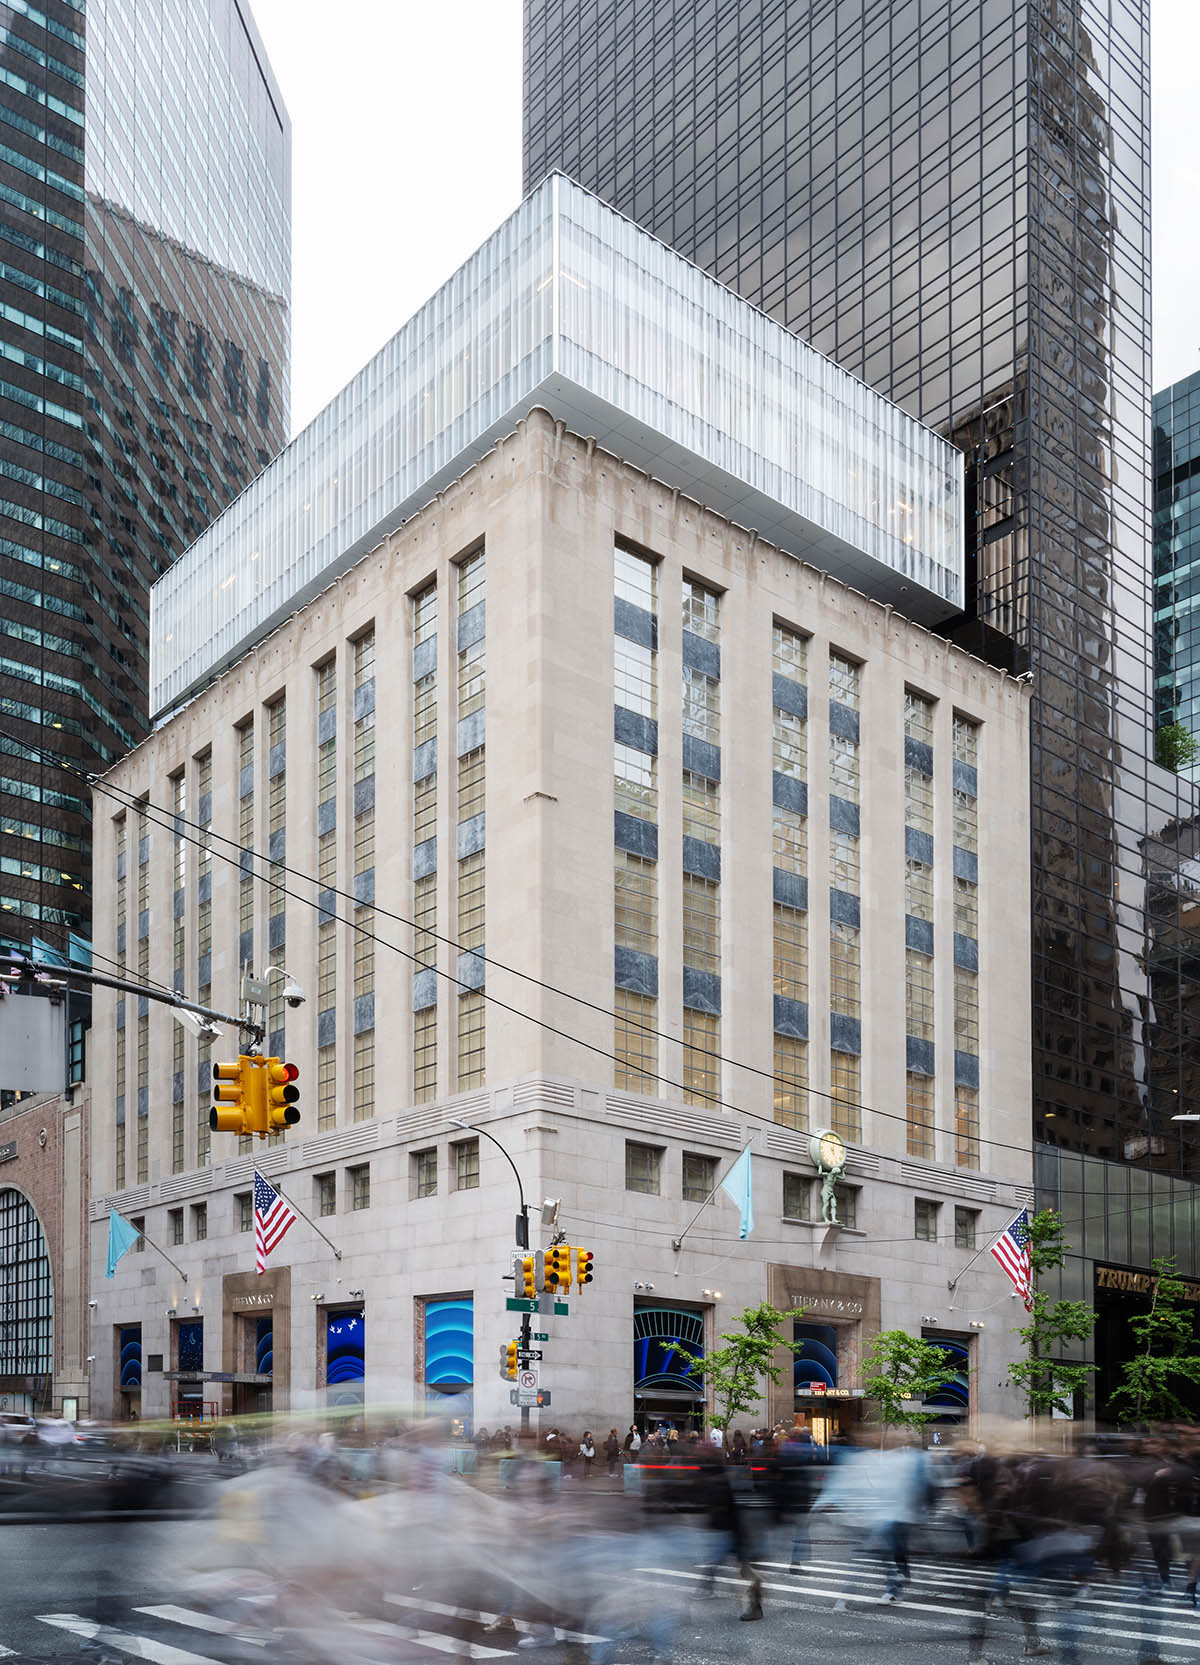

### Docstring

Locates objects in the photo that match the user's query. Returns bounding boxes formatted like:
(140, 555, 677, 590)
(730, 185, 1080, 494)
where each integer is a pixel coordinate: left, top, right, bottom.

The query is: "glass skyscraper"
(525, 0, 1200, 1185)
(0, 0, 289, 953)
(1154, 372, 1200, 777)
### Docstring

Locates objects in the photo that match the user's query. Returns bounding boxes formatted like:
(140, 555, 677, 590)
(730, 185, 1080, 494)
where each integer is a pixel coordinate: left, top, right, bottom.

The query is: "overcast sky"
(249, 0, 1200, 436)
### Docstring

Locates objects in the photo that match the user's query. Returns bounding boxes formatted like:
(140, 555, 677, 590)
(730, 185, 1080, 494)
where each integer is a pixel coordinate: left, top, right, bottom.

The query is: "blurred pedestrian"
(604, 1429, 621, 1477)
(579, 1432, 596, 1479)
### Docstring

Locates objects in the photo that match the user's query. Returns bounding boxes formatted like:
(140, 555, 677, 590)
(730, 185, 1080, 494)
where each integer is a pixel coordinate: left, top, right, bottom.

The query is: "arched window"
(0, 1189, 52, 1376)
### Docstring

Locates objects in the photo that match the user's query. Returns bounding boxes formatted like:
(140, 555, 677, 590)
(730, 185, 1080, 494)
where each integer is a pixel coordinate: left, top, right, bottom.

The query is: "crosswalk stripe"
(0, 1646, 16, 1657)
(756, 1557, 1200, 1626)
(135, 1605, 268, 1644)
(385, 1592, 603, 1645)
(36, 1613, 224, 1665)
(356, 1617, 515, 1659)
(636, 1565, 1200, 1651)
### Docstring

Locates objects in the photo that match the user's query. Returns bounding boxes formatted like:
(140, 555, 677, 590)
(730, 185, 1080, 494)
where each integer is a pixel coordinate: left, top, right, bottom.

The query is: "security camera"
(88, 1300, 97, 1310)
(172, 1008, 222, 1045)
(283, 978, 307, 1009)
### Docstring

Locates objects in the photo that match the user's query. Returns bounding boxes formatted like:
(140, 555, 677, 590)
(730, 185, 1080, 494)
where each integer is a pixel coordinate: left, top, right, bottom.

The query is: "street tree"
(669, 1300, 805, 1431)
(1108, 1256, 1200, 1426)
(1007, 1208, 1095, 1418)
(860, 1329, 959, 1445)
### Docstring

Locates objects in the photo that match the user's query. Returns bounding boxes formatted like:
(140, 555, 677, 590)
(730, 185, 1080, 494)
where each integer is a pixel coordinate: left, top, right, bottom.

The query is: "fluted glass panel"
(152, 176, 962, 715)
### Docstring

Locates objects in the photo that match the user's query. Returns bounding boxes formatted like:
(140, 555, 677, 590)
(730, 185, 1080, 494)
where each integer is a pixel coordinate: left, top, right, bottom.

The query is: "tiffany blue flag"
(720, 1144, 754, 1240)
(106, 1208, 141, 1278)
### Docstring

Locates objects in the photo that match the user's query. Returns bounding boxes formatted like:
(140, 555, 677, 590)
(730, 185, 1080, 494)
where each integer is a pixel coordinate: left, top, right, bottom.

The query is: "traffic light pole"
(519, 1308, 532, 1442)
(1, 953, 264, 1046)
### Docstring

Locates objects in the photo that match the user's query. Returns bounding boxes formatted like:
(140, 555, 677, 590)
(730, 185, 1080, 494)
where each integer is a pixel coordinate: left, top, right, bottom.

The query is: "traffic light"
(575, 1246, 595, 1289)
(504, 1339, 518, 1379)
(544, 1245, 572, 1292)
(210, 1058, 249, 1134)
(521, 1250, 543, 1299)
(265, 1058, 300, 1132)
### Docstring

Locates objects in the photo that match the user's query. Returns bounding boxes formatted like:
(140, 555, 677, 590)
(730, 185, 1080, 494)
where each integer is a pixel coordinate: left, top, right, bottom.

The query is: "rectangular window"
(773, 1033, 808, 1129)
(830, 922, 862, 1018)
(906, 949, 935, 1040)
(458, 852, 485, 951)
(458, 745, 485, 822)
(615, 850, 657, 954)
(681, 667, 720, 744)
(953, 714, 979, 766)
(348, 1164, 370, 1211)
(953, 787, 979, 852)
(914, 1198, 939, 1242)
(615, 544, 656, 610)
(774, 904, 808, 1001)
(904, 690, 934, 744)
(773, 705, 807, 779)
(454, 1137, 480, 1191)
(906, 858, 933, 920)
(456, 992, 485, 1090)
(829, 652, 861, 709)
(413, 1148, 437, 1198)
(834, 1184, 859, 1231)
(683, 1008, 720, 1106)
(682, 873, 720, 975)
(682, 576, 720, 641)
(317, 1042, 336, 1131)
(168, 1208, 183, 1247)
(783, 1171, 812, 1220)
(414, 1005, 437, 1102)
(774, 807, 807, 872)
(681, 770, 720, 842)
(615, 636, 657, 716)
(625, 1141, 662, 1195)
(614, 988, 658, 1094)
(236, 1194, 252, 1234)
(191, 1202, 207, 1242)
(954, 1206, 978, 1250)
(830, 1050, 861, 1143)
(773, 622, 808, 679)
(682, 1151, 717, 1203)
(954, 966, 980, 1053)
(954, 875, 978, 937)
(906, 1072, 935, 1160)
(315, 1172, 336, 1218)
(353, 1029, 375, 1122)
(955, 1085, 980, 1170)
(615, 744, 657, 822)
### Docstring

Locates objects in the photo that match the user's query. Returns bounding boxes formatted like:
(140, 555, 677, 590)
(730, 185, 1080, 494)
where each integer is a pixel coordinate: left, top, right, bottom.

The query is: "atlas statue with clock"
(809, 1129, 847, 1224)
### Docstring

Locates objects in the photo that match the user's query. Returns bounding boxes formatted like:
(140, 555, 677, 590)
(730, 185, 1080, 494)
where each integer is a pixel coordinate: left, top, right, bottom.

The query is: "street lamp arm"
(453, 1119, 526, 1217)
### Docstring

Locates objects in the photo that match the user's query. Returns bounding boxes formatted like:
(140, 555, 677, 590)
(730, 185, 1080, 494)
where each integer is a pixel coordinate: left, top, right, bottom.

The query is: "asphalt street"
(0, 1480, 1192, 1665)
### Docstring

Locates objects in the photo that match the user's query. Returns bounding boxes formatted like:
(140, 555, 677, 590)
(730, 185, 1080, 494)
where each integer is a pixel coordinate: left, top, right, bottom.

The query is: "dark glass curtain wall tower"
(0, 0, 290, 954)
(525, 0, 1200, 1187)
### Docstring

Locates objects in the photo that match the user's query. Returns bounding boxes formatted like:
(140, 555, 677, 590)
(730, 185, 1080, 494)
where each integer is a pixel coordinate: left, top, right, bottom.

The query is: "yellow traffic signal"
(210, 1059, 248, 1134)
(545, 1245, 572, 1292)
(575, 1246, 594, 1288)
(265, 1058, 301, 1132)
(505, 1339, 518, 1379)
(521, 1255, 536, 1299)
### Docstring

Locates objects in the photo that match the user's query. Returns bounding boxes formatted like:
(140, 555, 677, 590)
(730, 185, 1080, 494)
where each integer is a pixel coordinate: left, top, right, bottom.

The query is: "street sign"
(510, 1386, 552, 1408)
(517, 1349, 543, 1362)
(517, 1389, 538, 1407)
(532, 1332, 549, 1341)
(506, 1296, 538, 1312)
(517, 1367, 539, 1391)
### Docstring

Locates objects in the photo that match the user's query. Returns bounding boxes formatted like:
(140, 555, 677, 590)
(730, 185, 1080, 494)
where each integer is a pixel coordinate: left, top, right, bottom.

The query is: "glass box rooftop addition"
(151, 175, 963, 716)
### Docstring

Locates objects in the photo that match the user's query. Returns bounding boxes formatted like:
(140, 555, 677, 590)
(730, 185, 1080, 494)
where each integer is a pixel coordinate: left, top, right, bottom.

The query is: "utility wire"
(16, 736, 1183, 1175)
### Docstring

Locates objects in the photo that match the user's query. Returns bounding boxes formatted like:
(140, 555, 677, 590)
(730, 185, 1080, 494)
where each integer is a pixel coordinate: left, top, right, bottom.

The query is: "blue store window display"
(326, 1308, 365, 1407)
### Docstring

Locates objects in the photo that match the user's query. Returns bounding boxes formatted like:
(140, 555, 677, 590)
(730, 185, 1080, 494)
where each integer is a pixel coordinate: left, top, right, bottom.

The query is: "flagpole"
(671, 1143, 750, 1253)
(270, 1181, 342, 1260)
(137, 1232, 189, 1283)
(946, 1205, 1027, 1306)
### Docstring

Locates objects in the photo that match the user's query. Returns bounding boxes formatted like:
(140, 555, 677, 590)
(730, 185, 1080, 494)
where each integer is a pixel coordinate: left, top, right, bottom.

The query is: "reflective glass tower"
(0, 0, 289, 953)
(1154, 373, 1200, 778)
(523, 0, 1200, 1188)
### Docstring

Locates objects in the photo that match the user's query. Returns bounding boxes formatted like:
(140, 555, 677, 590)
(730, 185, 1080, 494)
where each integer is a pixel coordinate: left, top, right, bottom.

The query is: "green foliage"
(1006, 1209, 1096, 1418)
(669, 1301, 805, 1431)
(1155, 722, 1199, 772)
(860, 1329, 959, 1444)
(1108, 1257, 1200, 1427)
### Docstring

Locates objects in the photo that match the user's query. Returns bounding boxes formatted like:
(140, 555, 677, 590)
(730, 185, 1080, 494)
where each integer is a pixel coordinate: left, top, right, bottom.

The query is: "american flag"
(989, 1208, 1034, 1310)
(254, 1169, 297, 1275)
